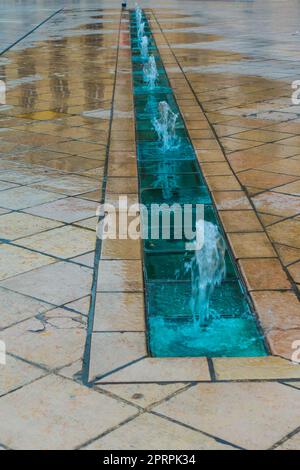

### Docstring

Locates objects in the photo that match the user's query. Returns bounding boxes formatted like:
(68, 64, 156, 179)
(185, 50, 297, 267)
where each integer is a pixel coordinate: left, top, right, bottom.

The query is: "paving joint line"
(0, 8, 64, 56)
(81, 8, 123, 386)
(150, 409, 244, 450)
(269, 424, 300, 450)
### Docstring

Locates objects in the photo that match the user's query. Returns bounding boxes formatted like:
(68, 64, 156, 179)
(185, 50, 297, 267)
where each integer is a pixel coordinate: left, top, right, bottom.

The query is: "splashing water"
(187, 221, 226, 328)
(152, 101, 178, 151)
(152, 102, 179, 199)
(135, 4, 142, 26)
(155, 161, 177, 199)
(140, 35, 149, 59)
(138, 21, 145, 40)
(143, 55, 158, 89)
(135, 4, 144, 44)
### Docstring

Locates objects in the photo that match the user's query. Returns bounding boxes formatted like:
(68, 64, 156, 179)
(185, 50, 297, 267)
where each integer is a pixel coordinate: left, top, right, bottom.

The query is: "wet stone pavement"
(0, 0, 300, 450)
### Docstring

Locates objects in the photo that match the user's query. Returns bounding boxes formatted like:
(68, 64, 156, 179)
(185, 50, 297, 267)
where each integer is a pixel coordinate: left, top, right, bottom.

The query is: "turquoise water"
(130, 11, 267, 357)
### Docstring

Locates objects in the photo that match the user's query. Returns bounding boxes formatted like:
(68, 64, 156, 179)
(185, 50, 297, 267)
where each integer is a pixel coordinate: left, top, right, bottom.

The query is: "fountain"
(140, 35, 149, 60)
(135, 4, 142, 26)
(187, 221, 226, 328)
(151, 101, 179, 199)
(143, 55, 158, 89)
(129, 9, 267, 357)
(152, 101, 178, 151)
(154, 163, 177, 200)
(138, 21, 145, 40)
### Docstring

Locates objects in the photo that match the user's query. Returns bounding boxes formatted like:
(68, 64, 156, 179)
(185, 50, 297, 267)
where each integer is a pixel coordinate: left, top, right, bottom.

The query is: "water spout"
(138, 21, 145, 40)
(155, 162, 177, 200)
(187, 221, 226, 328)
(135, 4, 145, 46)
(140, 35, 149, 59)
(143, 55, 158, 89)
(152, 101, 178, 151)
(135, 4, 142, 26)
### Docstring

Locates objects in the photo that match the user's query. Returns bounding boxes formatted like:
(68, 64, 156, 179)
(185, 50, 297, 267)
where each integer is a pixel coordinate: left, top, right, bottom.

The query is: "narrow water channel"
(130, 9, 267, 357)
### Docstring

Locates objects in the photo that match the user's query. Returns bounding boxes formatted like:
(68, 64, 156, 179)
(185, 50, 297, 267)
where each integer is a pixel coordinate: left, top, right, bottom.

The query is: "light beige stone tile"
(0, 310, 86, 369)
(69, 292, 145, 331)
(206, 175, 241, 191)
(89, 332, 147, 381)
(85, 413, 234, 450)
(96, 357, 210, 383)
(107, 162, 137, 177)
(153, 382, 300, 449)
(31, 175, 99, 196)
(0, 169, 51, 185)
(213, 357, 300, 380)
(0, 287, 50, 329)
(275, 244, 300, 265)
(258, 213, 283, 226)
(57, 359, 83, 381)
(0, 208, 9, 215)
(212, 191, 252, 210)
(25, 197, 97, 223)
(0, 261, 93, 305)
(0, 374, 136, 449)
(282, 382, 300, 390)
(0, 212, 61, 241)
(228, 232, 276, 258)
(0, 186, 62, 210)
(106, 177, 138, 194)
(74, 217, 97, 231)
(219, 210, 263, 232)
(274, 180, 300, 197)
(80, 189, 101, 202)
(18, 225, 96, 259)
(97, 260, 143, 292)
(101, 239, 141, 260)
(275, 432, 300, 450)
(97, 383, 186, 408)
(45, 140, 101, 157)
(267, 219, 300, 249)
(288, 261, 300, 284)
(239, 170, 297, 191)
(0, 355, 45, 396)
(0, 245, 55, 281)
(252, 192, 300, 218)
(251, 291, 300, 331)
(267, 329, 300, 360)
(71, 252, 95, 267)
(79, 167, 104, 178)
(0, 181, 18, 191)
(105, 193, 138, 208)
(238, 258, 291, 290)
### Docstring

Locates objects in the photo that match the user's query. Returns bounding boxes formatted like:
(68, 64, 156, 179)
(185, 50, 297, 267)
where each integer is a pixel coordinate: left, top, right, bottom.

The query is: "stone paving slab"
(213, 357, 300, 381)
(0, 354, 45, 397)
(0, 261, 93, 305)
(0, 375, 137, 450)
(84, 413, 235, 450)
(94, 358, 211, 384)
(153, 382, 300, 450)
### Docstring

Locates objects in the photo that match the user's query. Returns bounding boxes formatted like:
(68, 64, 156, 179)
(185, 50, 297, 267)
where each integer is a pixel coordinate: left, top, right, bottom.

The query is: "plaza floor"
(0, 0, 300, 450)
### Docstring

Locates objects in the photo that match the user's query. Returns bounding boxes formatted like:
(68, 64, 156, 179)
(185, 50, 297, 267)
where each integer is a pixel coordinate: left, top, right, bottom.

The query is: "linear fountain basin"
(130, 9, 267, 357)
